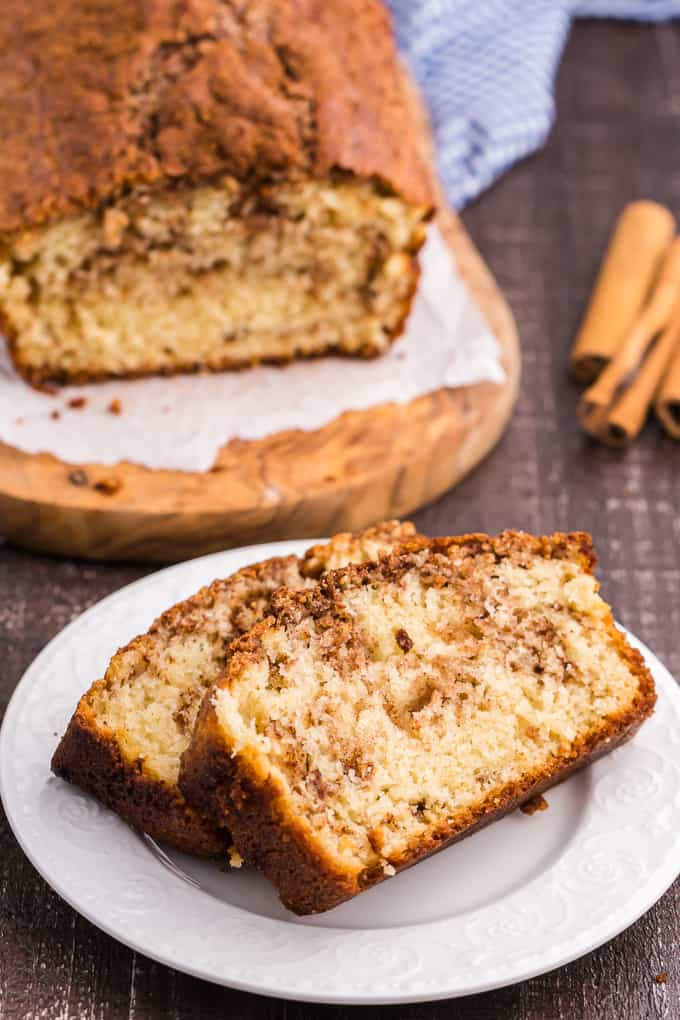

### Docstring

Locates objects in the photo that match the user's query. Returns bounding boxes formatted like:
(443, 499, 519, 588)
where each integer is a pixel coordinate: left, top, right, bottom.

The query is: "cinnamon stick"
(578, 235, 680, 432)
(583, 295, 680, 446)
(601, 305, 680, 446)
(569, 201, 676, 383)
(654, 343, 680, 438)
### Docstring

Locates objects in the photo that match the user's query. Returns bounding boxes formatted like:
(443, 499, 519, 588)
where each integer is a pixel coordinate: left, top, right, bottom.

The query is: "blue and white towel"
(386, 1, 680, 209)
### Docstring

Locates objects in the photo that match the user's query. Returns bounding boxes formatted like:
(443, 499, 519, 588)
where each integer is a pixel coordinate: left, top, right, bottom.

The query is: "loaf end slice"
(52, 520, 421, 855)
(180, 531, 656, 913)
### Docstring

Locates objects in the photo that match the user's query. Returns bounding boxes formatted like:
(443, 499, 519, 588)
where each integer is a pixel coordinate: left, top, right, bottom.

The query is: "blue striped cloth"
(386, 1, 680, 208)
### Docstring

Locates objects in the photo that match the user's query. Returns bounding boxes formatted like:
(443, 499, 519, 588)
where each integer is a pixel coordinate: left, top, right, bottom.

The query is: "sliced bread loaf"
(180, 531, 656, 913)
(1, 1, 431, 385)
(52, 521, 419, 855)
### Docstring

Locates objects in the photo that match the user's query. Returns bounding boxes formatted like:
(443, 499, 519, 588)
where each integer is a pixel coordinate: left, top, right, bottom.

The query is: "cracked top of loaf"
(0, 0, 434, 235)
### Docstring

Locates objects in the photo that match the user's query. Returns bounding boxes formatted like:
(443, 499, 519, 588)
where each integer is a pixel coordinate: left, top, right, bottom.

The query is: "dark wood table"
(2, 20, 679, 1020)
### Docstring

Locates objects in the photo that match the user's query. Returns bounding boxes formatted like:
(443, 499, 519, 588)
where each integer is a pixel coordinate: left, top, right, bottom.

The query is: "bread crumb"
(228, 846, 243, 869)
(94, 476, 121, 495)
(107, 398, 122, 415)
(520, 794, 549, 815)
(68, 469, 88, 486)
(50, 409, 60, 420)
(655, 971, 668, 984)
(68, 396, 87, 409)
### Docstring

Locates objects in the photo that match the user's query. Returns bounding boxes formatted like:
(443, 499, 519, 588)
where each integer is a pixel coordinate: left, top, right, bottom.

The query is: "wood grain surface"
(1, 20, 679, 1020)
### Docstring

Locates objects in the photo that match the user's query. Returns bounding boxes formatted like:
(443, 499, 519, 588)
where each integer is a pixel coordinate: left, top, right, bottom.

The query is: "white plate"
(2, 541, 680, 1005)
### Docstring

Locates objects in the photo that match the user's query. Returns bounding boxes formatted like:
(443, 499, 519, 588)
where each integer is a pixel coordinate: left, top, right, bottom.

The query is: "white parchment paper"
(0, 226, 504, 472)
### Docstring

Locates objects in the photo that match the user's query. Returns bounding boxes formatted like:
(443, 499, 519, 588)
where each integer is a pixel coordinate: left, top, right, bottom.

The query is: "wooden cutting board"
(0, 66, 519, 563)
(0, 201, 519, 563)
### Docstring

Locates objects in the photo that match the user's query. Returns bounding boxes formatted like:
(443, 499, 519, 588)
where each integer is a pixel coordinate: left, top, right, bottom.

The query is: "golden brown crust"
(51, 691, 230, 855)
(51, 520, 422, 855)
(0, 0, 432, 237)
(179, 529, 657, 914)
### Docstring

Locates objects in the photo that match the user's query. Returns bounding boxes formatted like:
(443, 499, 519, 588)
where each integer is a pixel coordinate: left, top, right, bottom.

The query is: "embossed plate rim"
(2, 540, 680, 1005)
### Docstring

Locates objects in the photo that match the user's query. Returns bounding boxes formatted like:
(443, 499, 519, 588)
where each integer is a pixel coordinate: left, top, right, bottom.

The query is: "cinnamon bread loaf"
(180, 531, 656, 914)
(0, 0, 432, 386)
(52, 521, 420, 855)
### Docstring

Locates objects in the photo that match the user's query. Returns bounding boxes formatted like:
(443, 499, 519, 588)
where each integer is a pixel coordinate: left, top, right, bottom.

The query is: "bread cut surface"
(180, 531, 656, 913)
(0, 1, 432, 385)
(1, 176, 428, 385)
(51, 521, 420, 855)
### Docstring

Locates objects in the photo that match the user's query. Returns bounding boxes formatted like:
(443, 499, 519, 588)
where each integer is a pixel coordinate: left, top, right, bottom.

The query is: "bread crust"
(51, 521, 420, 855)
(51, 691, 231, 855)
(179, 530, 657, 913)
(0, 0, 432, 236)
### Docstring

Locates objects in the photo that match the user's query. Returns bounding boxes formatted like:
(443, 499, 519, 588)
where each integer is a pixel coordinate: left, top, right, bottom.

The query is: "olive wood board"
(0, 203, 519, 562)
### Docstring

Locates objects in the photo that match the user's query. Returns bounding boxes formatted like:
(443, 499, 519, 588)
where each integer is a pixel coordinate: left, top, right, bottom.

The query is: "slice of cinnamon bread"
(52, 521, 420, 855)
(180, 531, 656, 914)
